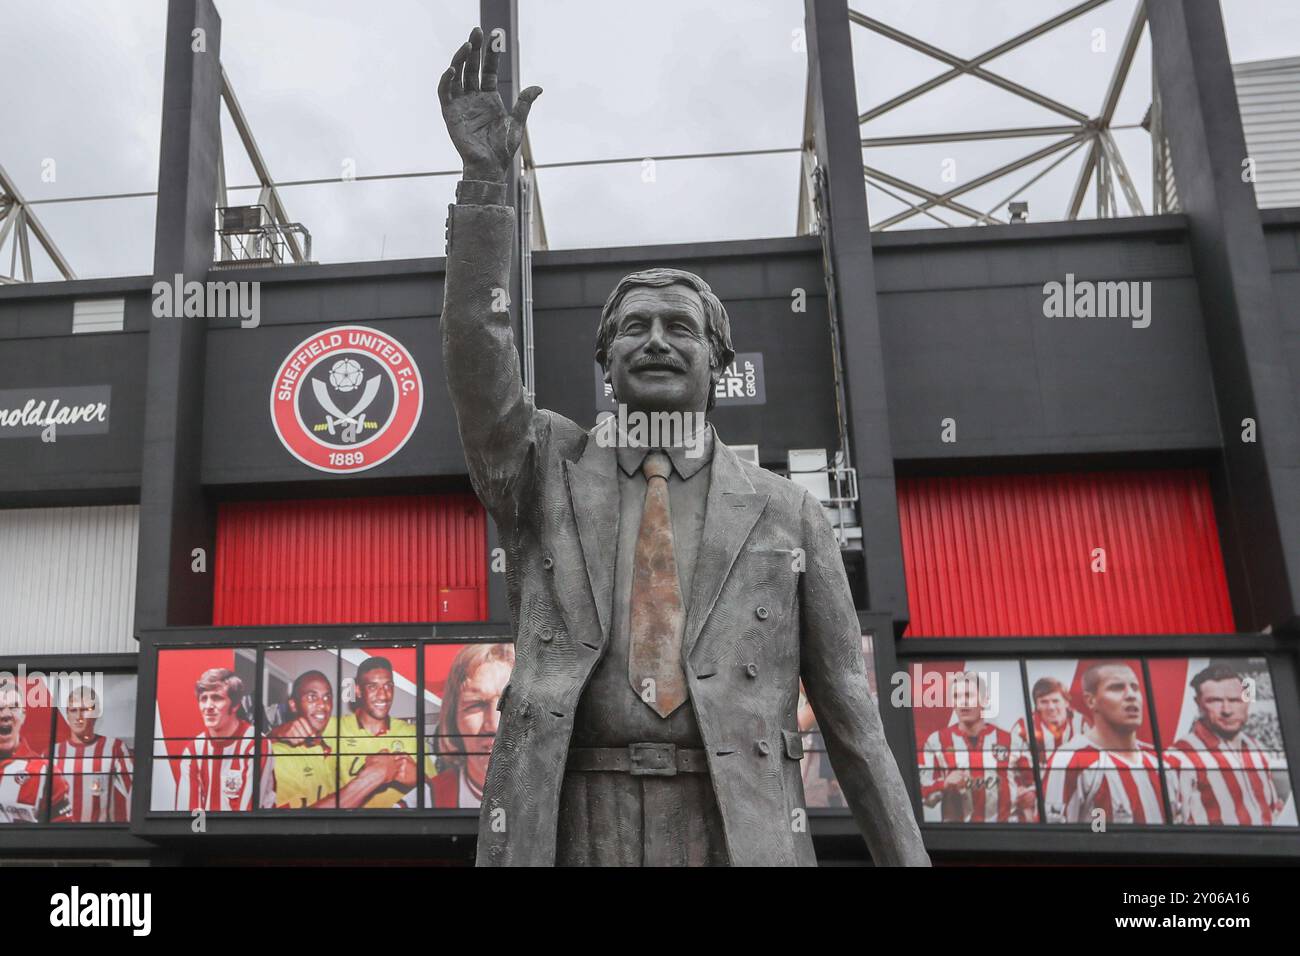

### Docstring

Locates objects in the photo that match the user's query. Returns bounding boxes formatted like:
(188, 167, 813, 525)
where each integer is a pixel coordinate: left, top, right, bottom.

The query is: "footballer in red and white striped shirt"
(53, 685, 133, 823)
(175, 668, 274, 812)
(0, 682, 72, 824)
(1042, 662, 1165, 825)
(919, 673, 1034, 823)
(1164, 662, 1286, 826)
(1012, 677, 1090, 760)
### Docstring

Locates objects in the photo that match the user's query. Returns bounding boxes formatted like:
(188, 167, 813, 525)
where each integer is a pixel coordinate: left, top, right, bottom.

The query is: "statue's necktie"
(628, 450, 687, 718)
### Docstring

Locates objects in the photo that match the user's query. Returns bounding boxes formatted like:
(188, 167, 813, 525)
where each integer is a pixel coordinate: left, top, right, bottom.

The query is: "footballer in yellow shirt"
(268, 663, 434, 810)
(336, 656, 436, 809)
(272, 735, 335, 809)
(268, 670, 338, 809)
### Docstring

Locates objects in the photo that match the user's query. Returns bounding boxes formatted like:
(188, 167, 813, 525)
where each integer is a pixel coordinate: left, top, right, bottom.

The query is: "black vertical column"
(804, 0, 908, 632)
(135, 0, 222, 632)
(805, 0, 916, 810)
(478, 0, 523, 317)
(1149, 0, 1300, 632)
(478, 0, 523, 626)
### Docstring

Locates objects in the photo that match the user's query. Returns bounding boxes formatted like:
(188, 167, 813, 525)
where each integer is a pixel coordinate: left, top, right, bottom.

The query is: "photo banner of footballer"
(1147, 657, 1295, 827)
(910, 660, 1033, 824)
(332, 646, 428, 810)
(423, 642, 514, 809)
(151, 647, 268, 812)
(262, 648, 341, 810)
(53, 674, 134, 824)
(1027, 659, 1164, 825)
(0, 671, 63, 823)
(261, 646, 430, 810)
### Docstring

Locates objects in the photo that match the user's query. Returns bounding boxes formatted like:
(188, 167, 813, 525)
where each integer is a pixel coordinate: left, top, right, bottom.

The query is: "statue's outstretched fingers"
(438, 66, 455, 108)
(481, 29, 500, 92)
(465, 26, 483, 92)
(508, 86, 542, 154)
(449, 41, 470, 97)
(511, 86, 542, 128)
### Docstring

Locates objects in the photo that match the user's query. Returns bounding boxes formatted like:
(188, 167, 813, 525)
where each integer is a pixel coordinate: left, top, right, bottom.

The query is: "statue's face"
(601, 284, 715, 415)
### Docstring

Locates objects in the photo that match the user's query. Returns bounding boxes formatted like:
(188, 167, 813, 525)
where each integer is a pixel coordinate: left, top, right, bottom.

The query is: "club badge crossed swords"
(312, 374, 381, 439)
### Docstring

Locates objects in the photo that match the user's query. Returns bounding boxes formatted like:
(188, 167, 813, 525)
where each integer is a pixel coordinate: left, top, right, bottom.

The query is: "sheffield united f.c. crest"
(271, 325, 423, 474)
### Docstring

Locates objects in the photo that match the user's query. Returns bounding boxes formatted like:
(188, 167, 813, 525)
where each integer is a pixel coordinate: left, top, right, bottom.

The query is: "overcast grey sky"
(1, 0, 1297, 279)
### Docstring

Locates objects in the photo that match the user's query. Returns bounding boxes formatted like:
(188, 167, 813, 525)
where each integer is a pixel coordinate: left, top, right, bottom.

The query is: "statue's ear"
(598, 356, 617, 402)
(709, 357, 723, 389)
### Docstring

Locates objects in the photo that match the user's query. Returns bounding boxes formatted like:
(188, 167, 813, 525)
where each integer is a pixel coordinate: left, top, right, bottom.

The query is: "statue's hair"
(594, 268, 735, 412)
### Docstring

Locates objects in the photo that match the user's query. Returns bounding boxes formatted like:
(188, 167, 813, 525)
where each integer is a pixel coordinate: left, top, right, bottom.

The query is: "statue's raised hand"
(439, 27, 542, 184)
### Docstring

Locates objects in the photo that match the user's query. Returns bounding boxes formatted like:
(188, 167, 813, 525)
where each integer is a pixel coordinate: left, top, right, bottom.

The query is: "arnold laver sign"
(0, 386, 111, 438)
(271, 325, 423, 474)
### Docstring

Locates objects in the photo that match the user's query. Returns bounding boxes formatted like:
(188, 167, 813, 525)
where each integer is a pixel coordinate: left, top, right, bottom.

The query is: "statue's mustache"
(630, 355, 686, 372)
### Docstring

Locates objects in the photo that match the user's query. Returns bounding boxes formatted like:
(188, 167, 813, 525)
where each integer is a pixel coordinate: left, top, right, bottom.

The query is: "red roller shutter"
(213, 494, 487, 625)
(897, 469, 1234, 637)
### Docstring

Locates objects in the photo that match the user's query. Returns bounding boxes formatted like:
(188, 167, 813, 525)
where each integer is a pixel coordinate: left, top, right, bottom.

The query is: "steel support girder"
(1069, 0, 1148, 218)
(862, 124, 1083, 148)
(1101, 0, 1148, 126)
(845, 0, 1154, 226)
(220, 67, 304, 263)
(797, 66, 818, 236)
(1100, 128, 1145, 215)
(865, 175, 958, 228)
(0, 161, 77, 279)
(521, 129, 548, 250)
(0, 203, 19, 264)
(874, 130, 1090, 230)
(851, 1, 1106, 124)
(864, 165, 1003, 225)
(980, 138, 1088, 220)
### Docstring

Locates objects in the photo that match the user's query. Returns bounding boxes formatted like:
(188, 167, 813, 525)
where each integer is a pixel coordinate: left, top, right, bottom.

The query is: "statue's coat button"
(542, 556, 554, 570)
(756, 606, 769, 620)
(745, 662, 759, 678)
(756, 739, 771, 755)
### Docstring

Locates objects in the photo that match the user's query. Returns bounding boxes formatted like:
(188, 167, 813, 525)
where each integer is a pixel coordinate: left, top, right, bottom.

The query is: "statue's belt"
(567, 743, 708, 777)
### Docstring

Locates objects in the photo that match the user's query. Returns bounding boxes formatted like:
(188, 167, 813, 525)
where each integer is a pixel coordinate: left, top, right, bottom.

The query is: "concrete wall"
(1264, 208, 1300, 411)
(875, 217, 1224, 461)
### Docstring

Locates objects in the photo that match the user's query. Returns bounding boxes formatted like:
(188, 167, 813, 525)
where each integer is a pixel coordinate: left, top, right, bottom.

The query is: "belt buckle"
(628, 742, 676, 776)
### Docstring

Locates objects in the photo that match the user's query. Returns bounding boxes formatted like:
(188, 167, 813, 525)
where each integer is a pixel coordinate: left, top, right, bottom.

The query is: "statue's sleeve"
(797, 488, 932, 866)
(441, 200, 547, 526)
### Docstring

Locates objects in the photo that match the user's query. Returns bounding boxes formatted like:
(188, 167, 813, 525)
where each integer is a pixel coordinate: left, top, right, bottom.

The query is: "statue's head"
(595, 268, 735, 416)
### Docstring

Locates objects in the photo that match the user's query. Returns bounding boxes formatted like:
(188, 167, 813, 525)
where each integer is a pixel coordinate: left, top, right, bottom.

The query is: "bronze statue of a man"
(439, 27, 929, 867)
